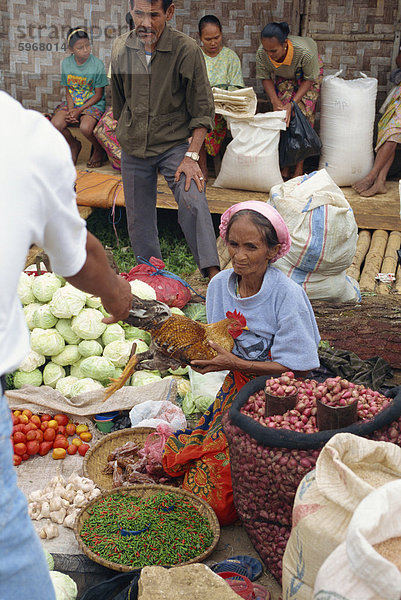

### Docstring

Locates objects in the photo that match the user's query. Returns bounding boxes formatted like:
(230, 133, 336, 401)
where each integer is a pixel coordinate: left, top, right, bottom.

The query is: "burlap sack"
(282, 433, 401, 600)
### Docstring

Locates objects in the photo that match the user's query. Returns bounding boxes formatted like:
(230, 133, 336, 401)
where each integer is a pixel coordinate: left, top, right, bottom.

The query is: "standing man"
(0, 90, 133, 600)
(111, 0, 220, 279)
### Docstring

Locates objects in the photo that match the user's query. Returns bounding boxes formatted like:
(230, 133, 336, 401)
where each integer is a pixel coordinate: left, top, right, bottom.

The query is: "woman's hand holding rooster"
(191, 341, 240, 374)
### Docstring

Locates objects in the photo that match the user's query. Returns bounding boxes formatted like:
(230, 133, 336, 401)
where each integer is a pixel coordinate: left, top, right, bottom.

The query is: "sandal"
(86, 149, 108, 168)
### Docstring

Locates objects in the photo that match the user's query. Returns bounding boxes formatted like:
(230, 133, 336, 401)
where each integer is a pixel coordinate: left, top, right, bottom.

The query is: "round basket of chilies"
(222, 373, 401, 582)
(74, 484, 220, 572)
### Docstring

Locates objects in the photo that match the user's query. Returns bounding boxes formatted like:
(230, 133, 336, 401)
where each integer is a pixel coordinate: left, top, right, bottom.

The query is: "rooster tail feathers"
(225, 309, 247, 328)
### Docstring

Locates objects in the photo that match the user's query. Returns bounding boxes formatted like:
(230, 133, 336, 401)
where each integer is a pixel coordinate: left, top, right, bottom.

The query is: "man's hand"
(101, 277, 133, 324)
(174, 156, 205, 192)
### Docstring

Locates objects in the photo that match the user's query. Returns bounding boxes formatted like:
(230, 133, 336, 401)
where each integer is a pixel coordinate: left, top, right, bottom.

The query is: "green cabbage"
(80, 356, 115, 382)
(70, 359, 85, 379)
(55, 376, 79, 398)
(18, 272, 35, 305)
(130, 370, 162, 386)
(71, 308, 107, 340)
(43, 549, 54, 571)
(43, 362, 66, 387)
(49, 284, 86, 318)
(13, 368, 43, 388)
(78, 339, 103, 358)
(85, 294, 102, 309)
(182, 392, 197, 415)
(132, 340, 149, 354)
(52, 345, 81, 366)
(30, 328, 65, 356)
(163, 375, 191, 398)
(18, 350, 46, 373)
(101, 323, 125, 345)
(31, 273, 62, 302)
(32, 304, 58, 329)
(55, 319, 82, 345)
(168, 365, 189, 376)
(49, 571, 78, 600)
(103, 340, 133, 367)
(170, 307, 185, 316)
(129, 279, 157, 300)
(70, 378, 104, 397)
(183, 303, 207, 323)
(194, 395, 213, 412)
(23, 303, 43, 330)
(123, 325, 151, 345)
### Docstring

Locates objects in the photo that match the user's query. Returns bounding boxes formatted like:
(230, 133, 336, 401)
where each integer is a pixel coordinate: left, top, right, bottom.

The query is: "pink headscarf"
(219, 201, 291, 263)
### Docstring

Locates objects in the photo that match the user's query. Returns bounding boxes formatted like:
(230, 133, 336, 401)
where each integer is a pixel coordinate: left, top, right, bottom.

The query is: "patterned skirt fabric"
(376, 88, 401, 151)
(54, 101, 104, 122)
(162, 370, 252, 525)
(93, 107, 121, 171)
(275, 55, 324, 126)
(204, 114, 228, 157)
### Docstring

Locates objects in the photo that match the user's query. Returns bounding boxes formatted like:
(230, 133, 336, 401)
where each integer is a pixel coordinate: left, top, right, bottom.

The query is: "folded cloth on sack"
(212, 87, 257, 119)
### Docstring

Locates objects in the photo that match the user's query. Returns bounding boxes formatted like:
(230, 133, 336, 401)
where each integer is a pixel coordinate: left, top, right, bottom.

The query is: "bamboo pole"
(377, 231, 401, 295)
(390, 0, 401, 69)
(301, 0, 311, 37)
(396, 265, 401, 294)
(311, 33, 394, 42)
(359, 230, 389, 292)
(346, 230, 371, 282)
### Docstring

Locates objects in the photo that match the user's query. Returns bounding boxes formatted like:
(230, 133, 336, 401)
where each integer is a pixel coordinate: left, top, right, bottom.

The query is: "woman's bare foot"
(70, 138, 82, 165)
(360, 179, 386, 197)
(352, 174, 376, 194)
(87, 148, 107, 168)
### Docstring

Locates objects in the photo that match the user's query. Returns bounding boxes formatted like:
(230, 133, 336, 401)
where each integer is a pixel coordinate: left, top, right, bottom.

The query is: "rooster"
(104, 295, 247, 400)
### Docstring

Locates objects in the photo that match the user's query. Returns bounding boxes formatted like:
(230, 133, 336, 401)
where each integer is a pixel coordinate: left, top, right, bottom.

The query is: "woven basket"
(74, 484, 221, 572)
(83, 427, 155, 490)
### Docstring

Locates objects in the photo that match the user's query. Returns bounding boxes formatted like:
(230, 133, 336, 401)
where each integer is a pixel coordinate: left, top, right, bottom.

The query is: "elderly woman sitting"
(163, 201, 320, 525)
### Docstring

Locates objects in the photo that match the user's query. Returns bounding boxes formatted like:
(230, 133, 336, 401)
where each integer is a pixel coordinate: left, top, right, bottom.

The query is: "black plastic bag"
(80, 570, 140, 600)
(279, 101, 322, 167)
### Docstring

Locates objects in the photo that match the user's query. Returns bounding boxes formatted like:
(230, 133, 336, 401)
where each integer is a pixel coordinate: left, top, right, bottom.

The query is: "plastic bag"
(129, 399, 187, 431)
(188, 368, 229, 408)
(279, 101, 322, 167)
(124, 257, 191, 308)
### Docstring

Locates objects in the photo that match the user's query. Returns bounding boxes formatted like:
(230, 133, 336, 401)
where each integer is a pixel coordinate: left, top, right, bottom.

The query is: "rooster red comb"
(225, 310, 247, 328)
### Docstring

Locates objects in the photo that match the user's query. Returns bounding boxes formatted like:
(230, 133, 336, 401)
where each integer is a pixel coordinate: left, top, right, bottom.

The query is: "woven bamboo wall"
(1, 0, 399, 111)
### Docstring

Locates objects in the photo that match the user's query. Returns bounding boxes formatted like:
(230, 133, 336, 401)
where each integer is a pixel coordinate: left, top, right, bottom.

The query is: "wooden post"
(301, 0, 311, 37)
(390, 0, 401, 70)
(359, 230, 389, 291)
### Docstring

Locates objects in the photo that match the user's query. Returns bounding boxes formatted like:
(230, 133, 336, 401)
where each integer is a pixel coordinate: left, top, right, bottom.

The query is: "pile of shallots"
(241, 375, 391, 433)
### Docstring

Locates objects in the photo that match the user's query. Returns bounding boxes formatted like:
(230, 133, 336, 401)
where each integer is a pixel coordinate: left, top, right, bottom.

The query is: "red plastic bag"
(124, 257, 192, 308)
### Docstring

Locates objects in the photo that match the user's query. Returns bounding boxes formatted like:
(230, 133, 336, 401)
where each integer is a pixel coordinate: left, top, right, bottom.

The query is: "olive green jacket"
(111, 25, 214, 158)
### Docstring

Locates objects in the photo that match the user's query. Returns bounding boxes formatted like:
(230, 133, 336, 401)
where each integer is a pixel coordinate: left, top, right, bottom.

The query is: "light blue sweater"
(206, 267, 320, 371)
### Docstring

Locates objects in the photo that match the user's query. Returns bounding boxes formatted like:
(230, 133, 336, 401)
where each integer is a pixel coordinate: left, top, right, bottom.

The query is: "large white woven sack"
(213, 111, 286, 192)
(282, 433, 401, 600)
(318, 72, 377, 186)
(268, 169, 360, 302)
(314, 479, 401, 600)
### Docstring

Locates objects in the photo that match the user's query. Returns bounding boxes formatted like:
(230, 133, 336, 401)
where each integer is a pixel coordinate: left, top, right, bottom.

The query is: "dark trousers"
(121, 143, 219, 276)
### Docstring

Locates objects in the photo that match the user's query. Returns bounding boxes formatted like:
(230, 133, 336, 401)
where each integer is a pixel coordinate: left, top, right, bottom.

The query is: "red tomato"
(65, 423, 76, 436)
(26, 440, 40, 456)
(35, 430, 44, 443)
(54, 414, 69, 427)
(47, 420, 58, 429)
(14, 442, 27, 456)
(30, 415, 41, 427)
(22, 409, 32, 419)
(43, 428, 56, 442)
(56, 425, 66, 436)
(11, 414, 20, 426)
(53, 437, 69, 450)
(26, 430, 37, 442)
(39, 441, 53, 456)
(18, 414, 29, 424)
(13, 454, 22, 466)
(23, 423, 37, 433)
(21, 453, 30, 461)
(13, 431, 26, 444)
(67, 444, 78, 455)
(41, 422, 49, 432)
(40, 414, 52, 422)
(78, 443, 90, 457)
(13, 424, 25, 433)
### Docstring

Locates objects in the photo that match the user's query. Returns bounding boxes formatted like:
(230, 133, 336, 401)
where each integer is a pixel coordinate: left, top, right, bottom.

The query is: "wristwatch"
(185, 151, 200, 161)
